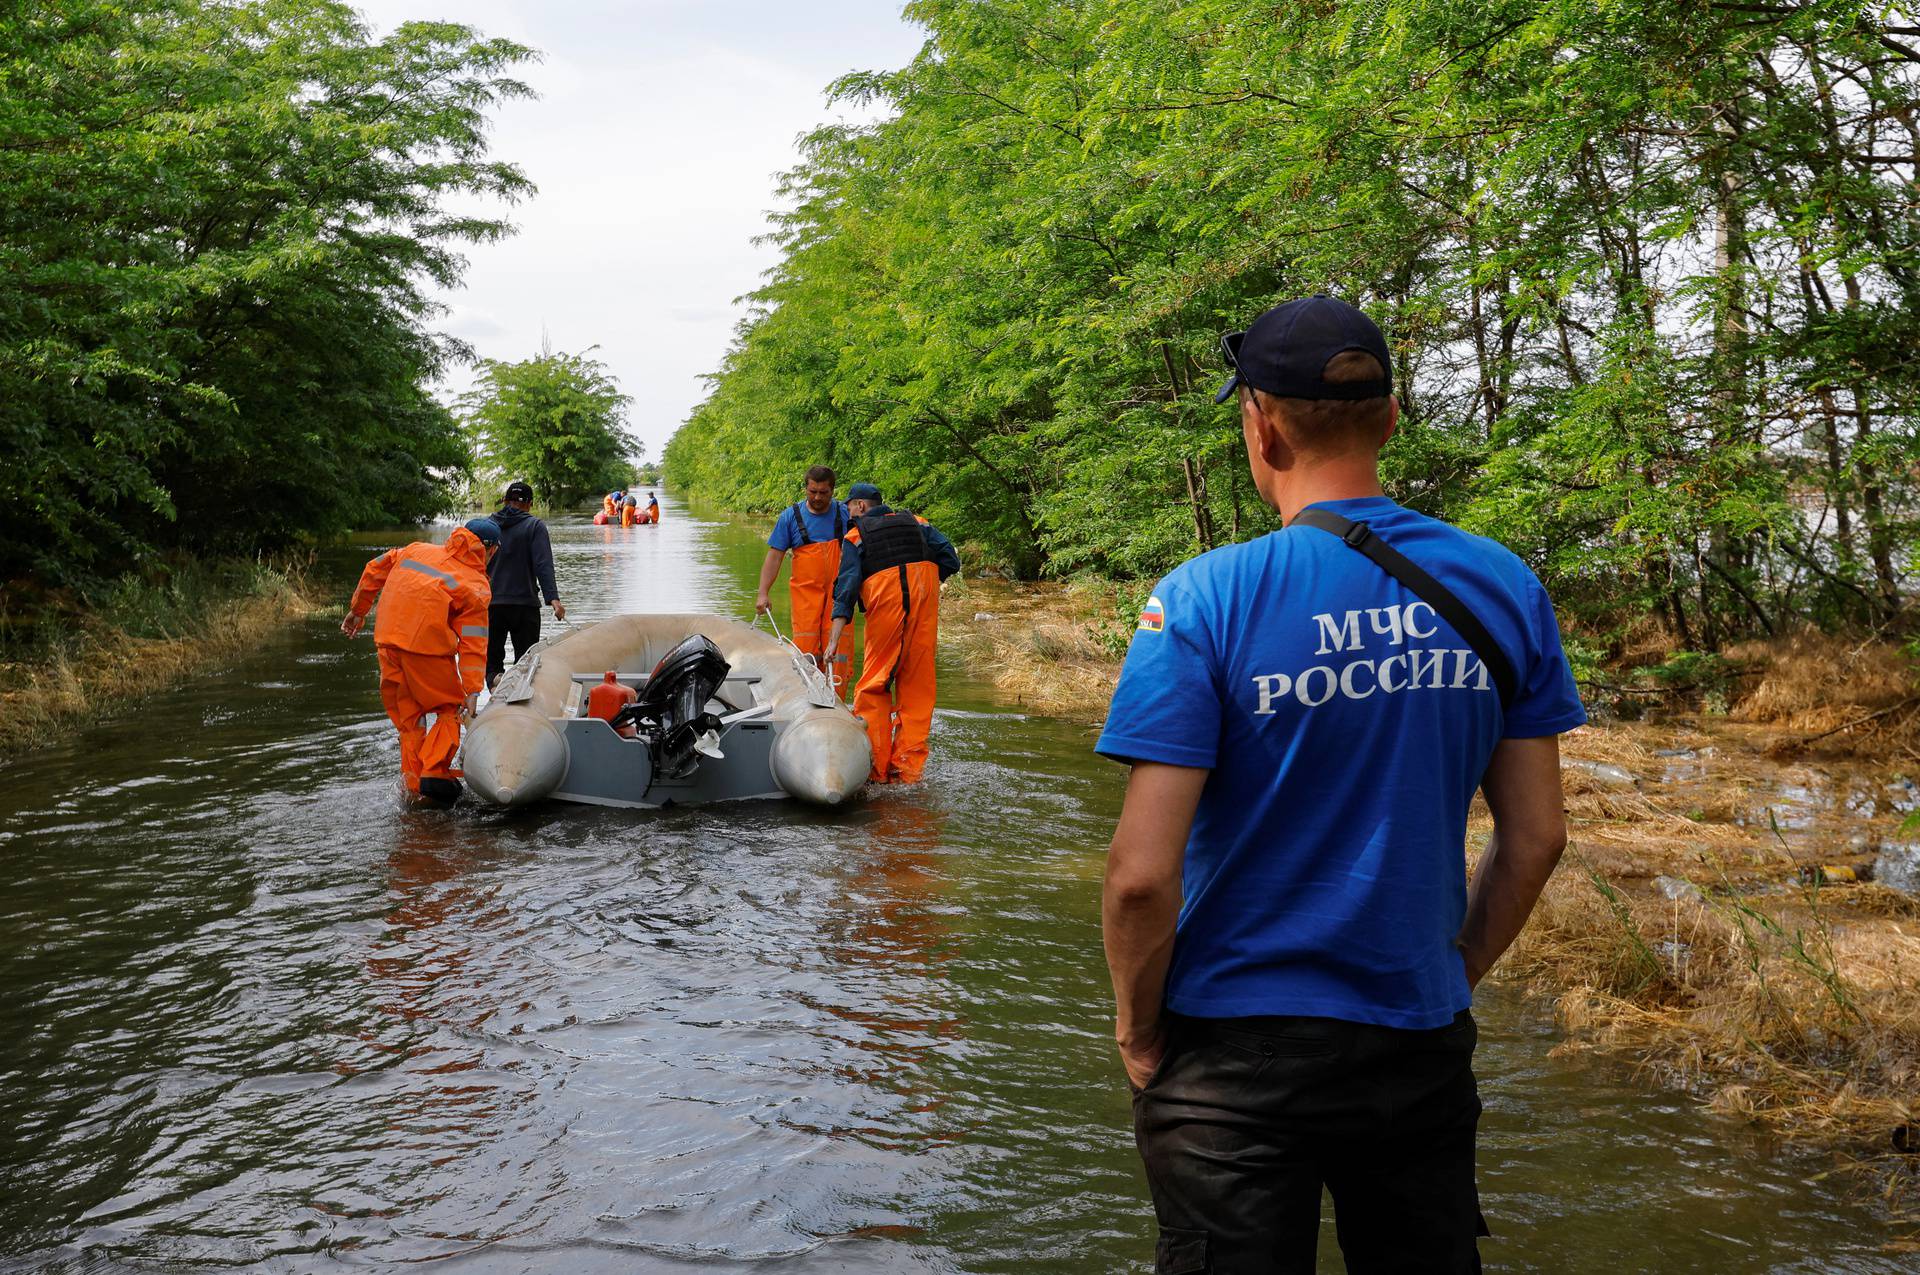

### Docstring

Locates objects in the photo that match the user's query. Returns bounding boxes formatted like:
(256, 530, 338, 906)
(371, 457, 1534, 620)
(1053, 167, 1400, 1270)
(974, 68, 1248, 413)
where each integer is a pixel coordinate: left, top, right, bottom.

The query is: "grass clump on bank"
(1731, 634, 1920, 760)
(941, 576, 1137, 717)
(1499, 841, 1920, 1207)
(0, 557, 321, 746)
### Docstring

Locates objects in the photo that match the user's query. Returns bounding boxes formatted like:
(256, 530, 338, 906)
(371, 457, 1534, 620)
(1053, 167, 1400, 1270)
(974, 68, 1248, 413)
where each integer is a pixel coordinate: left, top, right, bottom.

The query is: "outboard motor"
(613, 635, 731, 779)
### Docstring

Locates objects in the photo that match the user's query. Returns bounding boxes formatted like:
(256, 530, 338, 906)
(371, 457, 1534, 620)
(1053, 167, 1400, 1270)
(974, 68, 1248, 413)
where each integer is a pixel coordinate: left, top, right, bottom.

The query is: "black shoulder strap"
(1289, 508, 1518, 708)
(790, 502, 810, 546)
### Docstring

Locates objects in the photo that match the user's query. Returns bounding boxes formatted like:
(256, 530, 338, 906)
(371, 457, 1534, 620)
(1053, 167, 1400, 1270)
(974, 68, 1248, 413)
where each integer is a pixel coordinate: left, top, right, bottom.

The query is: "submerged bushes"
(0, 556, 316, 740)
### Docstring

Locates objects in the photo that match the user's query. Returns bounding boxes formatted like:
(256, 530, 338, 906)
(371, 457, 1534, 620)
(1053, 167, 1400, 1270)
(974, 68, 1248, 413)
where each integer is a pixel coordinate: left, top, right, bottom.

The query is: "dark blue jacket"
(487, 506, 559, 607)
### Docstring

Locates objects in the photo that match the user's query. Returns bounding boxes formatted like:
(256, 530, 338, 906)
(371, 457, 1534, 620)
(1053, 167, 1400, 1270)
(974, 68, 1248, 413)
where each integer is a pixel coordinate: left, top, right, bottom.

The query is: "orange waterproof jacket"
(349, 528, 493, 692)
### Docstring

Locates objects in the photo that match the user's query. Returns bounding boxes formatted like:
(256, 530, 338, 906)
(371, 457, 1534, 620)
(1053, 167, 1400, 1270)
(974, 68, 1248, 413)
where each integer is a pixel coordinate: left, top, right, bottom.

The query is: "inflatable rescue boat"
(461, 615, 870, 809)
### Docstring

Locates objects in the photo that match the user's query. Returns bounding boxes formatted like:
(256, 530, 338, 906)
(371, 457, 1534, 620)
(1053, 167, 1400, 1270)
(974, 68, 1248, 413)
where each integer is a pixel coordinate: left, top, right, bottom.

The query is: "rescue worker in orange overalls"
(826, 483, 961, 784)
(341, 518, 500, 804)
(643, 492, 661, 524)
(620, 495, 639, 527)
(601, 492, 618, 520)
(755, 465, 856, 697)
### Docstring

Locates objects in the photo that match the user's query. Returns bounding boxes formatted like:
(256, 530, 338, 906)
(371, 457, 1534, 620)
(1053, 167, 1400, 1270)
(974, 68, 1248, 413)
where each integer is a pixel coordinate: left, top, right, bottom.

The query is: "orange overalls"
(348, 528, 492, 792)
(620, 503, 637, 527)
(644, 501, 660, 524)
(845, 513, 942, 784)
(601, 495, 617, 520)
(783, 501, 855, 698)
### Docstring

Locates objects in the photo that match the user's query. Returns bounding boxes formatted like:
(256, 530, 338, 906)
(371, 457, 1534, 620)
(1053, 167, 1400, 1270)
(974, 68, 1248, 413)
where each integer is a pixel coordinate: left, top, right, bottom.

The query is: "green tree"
(0, 0, 535, 595)
(668, 0, 1920, 652)
(461, 348, 638, 508)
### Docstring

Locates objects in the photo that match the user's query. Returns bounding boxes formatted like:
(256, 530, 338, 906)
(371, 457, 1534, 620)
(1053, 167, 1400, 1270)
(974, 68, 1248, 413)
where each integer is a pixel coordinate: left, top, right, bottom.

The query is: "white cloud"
(351, 1, 921, 460)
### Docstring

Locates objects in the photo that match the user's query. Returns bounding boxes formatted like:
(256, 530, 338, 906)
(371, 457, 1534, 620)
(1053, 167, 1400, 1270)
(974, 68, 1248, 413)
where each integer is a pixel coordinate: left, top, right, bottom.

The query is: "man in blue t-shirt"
(1098, 296, 1584, 1272)
(755, 465, 856, 693)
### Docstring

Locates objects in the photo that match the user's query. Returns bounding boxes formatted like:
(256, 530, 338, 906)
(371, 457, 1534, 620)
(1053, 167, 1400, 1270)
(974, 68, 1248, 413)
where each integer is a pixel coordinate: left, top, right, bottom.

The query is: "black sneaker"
(417, 777, 462, 805)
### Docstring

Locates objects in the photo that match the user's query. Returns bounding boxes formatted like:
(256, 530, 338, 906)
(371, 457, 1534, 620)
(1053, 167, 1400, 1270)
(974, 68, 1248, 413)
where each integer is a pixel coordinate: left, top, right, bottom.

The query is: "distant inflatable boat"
(461, 615, 871, 809)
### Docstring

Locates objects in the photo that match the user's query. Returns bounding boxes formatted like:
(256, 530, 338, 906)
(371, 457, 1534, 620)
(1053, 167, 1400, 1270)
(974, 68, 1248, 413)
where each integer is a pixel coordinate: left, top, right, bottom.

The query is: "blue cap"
(462, 517, 502, 546)
(1215, 295, 1392, 404)
(848, 482, 883, 502)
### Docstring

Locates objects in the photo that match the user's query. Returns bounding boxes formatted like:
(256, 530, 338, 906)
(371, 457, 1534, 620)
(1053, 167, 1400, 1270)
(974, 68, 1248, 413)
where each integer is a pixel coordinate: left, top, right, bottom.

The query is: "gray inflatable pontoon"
(461, 614, 871, 809)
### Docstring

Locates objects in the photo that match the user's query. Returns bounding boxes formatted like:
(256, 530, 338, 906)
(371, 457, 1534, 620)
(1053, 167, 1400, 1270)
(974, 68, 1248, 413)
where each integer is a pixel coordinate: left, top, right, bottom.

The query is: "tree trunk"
(1852, 392, 1900, 616)
(1227, 455, 1243, 542)
(1818, 390, 1856, 570)
(1181, 457, 1214, 552)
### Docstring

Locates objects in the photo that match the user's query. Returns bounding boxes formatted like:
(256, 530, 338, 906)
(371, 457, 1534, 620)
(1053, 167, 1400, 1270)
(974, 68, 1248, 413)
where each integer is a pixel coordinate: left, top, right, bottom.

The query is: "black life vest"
(789, 501, 846, 547)
(856, 509, 930, 572)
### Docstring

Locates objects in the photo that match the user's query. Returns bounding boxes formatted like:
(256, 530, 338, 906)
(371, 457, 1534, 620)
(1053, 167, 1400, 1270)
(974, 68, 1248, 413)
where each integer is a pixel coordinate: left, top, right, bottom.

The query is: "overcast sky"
(351, 1, 925, 463)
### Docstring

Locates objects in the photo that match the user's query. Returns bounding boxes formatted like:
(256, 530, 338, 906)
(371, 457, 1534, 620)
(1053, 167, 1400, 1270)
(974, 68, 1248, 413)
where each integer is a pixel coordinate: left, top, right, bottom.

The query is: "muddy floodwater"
(0, 497, 1909, 1272)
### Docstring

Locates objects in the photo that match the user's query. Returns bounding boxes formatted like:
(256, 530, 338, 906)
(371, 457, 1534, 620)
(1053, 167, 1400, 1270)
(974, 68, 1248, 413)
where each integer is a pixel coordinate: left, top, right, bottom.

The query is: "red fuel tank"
(586, 671, 637, 737)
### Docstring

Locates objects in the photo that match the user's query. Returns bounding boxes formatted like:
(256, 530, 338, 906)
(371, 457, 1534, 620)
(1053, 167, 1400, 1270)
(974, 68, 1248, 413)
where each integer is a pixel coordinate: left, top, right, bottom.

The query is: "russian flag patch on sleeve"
(1137, 596, 1165, 632)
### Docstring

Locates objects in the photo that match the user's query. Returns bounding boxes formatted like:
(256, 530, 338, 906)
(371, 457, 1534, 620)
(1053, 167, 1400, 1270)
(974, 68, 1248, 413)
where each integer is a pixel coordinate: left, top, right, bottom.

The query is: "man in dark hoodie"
(485, 480, 566, 688)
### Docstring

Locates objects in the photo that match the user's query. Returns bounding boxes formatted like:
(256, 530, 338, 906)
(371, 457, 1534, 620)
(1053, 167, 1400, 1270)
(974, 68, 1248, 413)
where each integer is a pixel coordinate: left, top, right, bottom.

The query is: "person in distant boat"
(1098, 296, 1584, 1272)
(756, 465, 855, 697)
(826, 482, 961, 784)
(485, 480, 566, 689)
(341, 519, 501, 804)
(621, 494, 639, 528)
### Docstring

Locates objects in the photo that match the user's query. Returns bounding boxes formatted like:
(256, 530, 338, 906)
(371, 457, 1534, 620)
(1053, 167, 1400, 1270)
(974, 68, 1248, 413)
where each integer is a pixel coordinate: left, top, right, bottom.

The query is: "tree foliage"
(667, 0, 1920, 647)
(461, 348, 638, 507)
(0, 0, 534, 593)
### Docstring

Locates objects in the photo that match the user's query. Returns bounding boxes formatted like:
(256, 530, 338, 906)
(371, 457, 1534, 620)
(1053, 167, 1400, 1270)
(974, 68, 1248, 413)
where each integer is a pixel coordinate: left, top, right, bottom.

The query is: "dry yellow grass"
(1733, 633, 1913, 724)
(0, 568, 319, 745)
(942, 576, 1124, 717)
(1729, 632, 1920, 758)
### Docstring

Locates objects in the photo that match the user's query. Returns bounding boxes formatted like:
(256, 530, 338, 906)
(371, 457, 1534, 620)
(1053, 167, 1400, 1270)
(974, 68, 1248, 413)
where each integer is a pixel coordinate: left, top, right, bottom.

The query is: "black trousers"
(485, 603, 542, 688)
(1132, 1010, 1485, 1274)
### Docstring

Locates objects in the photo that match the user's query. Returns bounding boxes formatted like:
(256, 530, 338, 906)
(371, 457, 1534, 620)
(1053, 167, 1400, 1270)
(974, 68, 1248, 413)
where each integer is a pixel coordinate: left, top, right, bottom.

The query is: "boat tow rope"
(751, 610, 840, 707)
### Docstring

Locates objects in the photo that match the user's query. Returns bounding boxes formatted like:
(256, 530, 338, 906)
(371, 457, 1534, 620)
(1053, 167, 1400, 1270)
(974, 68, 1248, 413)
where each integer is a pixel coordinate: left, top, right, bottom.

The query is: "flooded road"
(0, 495, 1907, 1272)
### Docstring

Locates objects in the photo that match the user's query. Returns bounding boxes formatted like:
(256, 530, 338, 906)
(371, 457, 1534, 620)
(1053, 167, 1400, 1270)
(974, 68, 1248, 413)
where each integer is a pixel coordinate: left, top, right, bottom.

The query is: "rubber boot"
(417, 776, 463, 805)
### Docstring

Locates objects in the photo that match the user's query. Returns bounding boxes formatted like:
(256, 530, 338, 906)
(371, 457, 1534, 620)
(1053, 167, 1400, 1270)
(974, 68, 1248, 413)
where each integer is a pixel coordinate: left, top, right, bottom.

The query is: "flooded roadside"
(0, 496, 1911, 1271)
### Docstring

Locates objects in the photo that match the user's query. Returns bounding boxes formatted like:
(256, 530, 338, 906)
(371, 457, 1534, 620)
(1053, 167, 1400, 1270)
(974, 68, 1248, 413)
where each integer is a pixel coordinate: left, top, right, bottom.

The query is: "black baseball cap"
(1215, 295, 1393, 404)
(503, 480, 533, 503)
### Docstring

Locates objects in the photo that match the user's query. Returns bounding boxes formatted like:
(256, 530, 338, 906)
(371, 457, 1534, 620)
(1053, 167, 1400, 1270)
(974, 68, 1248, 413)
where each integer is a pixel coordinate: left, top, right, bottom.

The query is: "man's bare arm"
(754, 548, 784, 613)
(1104, 762, 1208, 1088)
(1458, 735, 1569, 987)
